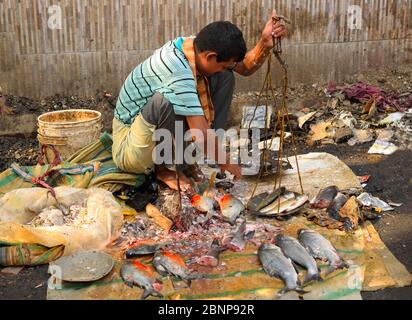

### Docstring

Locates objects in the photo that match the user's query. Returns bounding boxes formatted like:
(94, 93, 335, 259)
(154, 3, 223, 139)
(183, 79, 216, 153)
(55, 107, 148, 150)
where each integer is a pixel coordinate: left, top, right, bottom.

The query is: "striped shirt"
(115, 37, 204, 125)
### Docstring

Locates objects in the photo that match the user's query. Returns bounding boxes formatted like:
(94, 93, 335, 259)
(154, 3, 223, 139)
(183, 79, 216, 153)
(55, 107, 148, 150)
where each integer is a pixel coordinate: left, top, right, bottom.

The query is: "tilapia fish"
(258, 243, 307, 297)
(223, 220, 255, 252)
(327, 193, 348, 221)
(217, 194, 245, 225)
(191, 195, 217, 218)
(196, 239, 226, 267)
(153, 251, 196, 287)
(125, 243, 167, 259)
(275, 235, 322, 285)
(120, 262, 163, 300)
(311, 186, 339, 209)
(298, 229, 349, 275)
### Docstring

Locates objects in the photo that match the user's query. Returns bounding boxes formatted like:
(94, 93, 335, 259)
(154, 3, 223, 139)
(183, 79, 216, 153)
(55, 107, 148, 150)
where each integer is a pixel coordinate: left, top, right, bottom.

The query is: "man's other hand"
(261, 9, 288, 49)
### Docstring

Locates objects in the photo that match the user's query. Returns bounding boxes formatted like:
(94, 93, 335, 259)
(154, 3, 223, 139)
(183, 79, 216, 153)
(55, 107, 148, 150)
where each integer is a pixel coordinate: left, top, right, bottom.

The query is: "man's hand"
(261, 9, 288, 49)
(219, 163, 242, 181)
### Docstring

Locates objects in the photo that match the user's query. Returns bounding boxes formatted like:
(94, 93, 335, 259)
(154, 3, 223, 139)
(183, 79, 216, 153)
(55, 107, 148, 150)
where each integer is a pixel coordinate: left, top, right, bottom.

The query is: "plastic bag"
(0, 187, 123, 265)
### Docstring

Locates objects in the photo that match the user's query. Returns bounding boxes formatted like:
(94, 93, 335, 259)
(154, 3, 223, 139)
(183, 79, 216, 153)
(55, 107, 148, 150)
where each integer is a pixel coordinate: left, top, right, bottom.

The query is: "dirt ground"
(0, 65, 411, 300)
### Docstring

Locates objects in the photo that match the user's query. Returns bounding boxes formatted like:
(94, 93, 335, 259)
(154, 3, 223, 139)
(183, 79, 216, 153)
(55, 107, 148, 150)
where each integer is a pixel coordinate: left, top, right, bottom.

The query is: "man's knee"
(140, 92, 174, 126)
(213, 70, 235, 90)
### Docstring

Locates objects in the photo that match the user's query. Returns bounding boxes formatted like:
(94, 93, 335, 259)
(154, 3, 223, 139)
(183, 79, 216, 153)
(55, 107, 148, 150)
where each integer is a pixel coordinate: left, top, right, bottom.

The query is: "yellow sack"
(0, 187, 124, 265)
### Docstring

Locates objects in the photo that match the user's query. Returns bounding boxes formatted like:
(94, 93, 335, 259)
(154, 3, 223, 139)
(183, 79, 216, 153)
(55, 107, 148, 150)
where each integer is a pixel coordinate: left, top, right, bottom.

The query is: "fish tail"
(184, 278, 192, 288)
(278, 286, 309, 297)
(338, 259, 350, 270)
(303, 273, 323, 285)
(141, 288, 162, 300)
(295, 287, 309, 295)
(325, 265, 337, 276)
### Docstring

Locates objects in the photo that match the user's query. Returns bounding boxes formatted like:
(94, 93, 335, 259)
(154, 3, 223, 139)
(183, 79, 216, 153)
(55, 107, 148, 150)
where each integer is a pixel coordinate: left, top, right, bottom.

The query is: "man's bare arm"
(186, 116, 241, 180)
(234, 9, 287, 77)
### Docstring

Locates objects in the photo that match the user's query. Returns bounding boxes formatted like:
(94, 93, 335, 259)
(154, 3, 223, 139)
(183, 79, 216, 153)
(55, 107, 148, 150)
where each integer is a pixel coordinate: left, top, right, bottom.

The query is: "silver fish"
(259, 192, 296, 214)
(281, 194, 309, 216)
(223, 221, 255, 252)
(120, 262, 163, 300)
(298, 229, 349, 275)
(275, 234, 322, 285)
(258, 243, 307, 297)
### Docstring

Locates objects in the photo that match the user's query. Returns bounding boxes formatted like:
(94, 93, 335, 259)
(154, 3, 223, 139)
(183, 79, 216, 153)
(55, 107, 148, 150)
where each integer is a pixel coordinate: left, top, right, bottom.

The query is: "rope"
(248, 15, 304, 216)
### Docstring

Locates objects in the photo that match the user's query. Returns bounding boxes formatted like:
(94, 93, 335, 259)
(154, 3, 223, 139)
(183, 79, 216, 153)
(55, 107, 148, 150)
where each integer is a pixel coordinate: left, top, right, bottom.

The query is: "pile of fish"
(248, 187, 309, 218)
(117, 175, 357, 300)
(258, 229, 349, 297)
(121, 249, 203, 299)
(119, 215, 284, 299)
(304, 186, 381, 232)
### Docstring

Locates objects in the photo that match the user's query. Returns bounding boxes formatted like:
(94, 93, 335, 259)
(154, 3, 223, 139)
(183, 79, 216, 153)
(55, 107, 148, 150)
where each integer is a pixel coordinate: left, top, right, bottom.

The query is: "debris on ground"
(327, 82, 409, 112)
(304, 185, 388, 232)
(357, 193, 395, 212)
(1, 267, 25, 275)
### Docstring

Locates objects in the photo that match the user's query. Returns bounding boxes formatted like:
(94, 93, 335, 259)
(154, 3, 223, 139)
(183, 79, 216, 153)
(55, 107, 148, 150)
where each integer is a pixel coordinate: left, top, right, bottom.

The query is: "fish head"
(191, 194, 203, 207)
(217, 194, 232, 207)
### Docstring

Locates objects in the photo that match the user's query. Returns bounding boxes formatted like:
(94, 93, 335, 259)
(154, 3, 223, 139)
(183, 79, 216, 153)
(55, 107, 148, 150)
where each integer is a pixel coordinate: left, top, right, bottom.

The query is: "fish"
(311, 186, 339, 209)
(327, 193, 348, 221)
(217, 194, 245, 225)
(120, 261, 163, 300)
(153, 251, 195, 287)
(125, 243, 167, 259)
(247, 192, 269, 211)
(282, 194, 309, 215)
(191, 195, 217, 218)
(223, 221, 256, 252)
(258, 243, 308, 297)
(196, 239, 226, 267)
(298, 229, 349, 275)
(275, 234, 322, 285)
(259, 192, 296, 214)
(255, 187, 286, 211)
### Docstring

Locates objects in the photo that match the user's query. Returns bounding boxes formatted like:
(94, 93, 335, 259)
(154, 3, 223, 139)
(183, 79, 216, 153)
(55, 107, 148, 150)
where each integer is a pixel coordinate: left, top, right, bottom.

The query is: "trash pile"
(293, 81, 412, 153)
(303, 186, 395, 231)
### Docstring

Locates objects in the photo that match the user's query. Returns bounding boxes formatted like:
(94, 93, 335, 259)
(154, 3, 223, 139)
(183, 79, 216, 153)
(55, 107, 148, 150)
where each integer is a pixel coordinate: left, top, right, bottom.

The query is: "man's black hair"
(194, 21, 247, 63)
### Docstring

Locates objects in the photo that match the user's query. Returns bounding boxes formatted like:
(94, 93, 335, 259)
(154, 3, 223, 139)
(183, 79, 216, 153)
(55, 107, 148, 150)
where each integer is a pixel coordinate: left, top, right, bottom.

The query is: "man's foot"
(155, 165, 193, 193)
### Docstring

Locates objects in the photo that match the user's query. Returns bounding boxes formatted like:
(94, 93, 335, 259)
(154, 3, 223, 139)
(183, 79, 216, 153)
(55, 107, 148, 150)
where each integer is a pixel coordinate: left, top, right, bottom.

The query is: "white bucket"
(37, 109, 103, 163)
